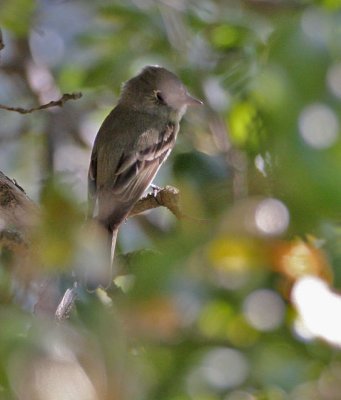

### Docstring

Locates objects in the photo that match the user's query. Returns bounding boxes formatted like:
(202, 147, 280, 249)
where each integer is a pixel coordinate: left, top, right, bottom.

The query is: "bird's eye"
(154, 90, 165, 103)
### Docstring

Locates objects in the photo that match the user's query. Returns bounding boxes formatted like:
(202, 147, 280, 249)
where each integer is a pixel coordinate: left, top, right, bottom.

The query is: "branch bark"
(0, 171, 38, 237)
(55, 284, 78, 322)
(129, 185, 182, 219)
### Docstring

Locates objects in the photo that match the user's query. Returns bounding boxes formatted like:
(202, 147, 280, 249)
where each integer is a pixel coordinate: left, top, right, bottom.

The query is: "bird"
(87, 65, 202, 290)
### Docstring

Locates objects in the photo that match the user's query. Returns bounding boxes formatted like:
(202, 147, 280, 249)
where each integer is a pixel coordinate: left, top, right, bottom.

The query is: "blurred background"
(1, 0, 341, 399)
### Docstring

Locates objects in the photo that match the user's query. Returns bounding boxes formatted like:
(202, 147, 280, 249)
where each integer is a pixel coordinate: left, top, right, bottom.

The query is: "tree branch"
(0, 171, 38, 234)
(0, 171, 184, 320)
(0, 92, 82, 114)
(129, 185, 182, 219)
(55, 284, 78, 321)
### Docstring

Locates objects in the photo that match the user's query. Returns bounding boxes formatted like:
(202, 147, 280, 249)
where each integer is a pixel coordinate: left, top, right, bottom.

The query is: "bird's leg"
(149, 183, 163, 205)
(150, 183, 161, 197)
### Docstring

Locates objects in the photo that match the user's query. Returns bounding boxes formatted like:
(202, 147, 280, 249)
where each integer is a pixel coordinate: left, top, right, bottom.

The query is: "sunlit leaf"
(271, 238, 333, 284)
(228, 100, 266, 152)
(198, 300, 234, 339)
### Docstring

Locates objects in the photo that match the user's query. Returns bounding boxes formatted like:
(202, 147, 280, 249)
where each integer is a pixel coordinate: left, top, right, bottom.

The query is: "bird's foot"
(150, 183, 162, 197)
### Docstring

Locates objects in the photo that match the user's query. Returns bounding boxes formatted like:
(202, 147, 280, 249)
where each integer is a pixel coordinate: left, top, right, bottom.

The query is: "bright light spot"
(292, 276, 341, 347)
(255, 198, 289, 236)
(201, 348, 249, 389)
(96, 288, 113, 307)
(243, 289, 285, 331)
(327, 63, 341, 99)
(298, 103, 339, 149)
(278, 241, 323, 279)
(254, 154, 266, 176)
(293, 317, 315, 342)
(29, 29, 64, 67)
(114, 275, 135, 293)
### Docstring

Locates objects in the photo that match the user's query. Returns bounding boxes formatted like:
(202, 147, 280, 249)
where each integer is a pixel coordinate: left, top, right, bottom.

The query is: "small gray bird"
(87, 65, 202, 289)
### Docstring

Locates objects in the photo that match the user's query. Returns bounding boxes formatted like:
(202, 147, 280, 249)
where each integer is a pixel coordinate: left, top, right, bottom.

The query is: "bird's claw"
(150, 183, 161, 197)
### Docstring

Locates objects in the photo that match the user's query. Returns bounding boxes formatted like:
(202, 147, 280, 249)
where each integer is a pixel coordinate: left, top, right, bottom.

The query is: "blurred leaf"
(31, 178, 83, 269)
(198, 300, 234, 339)
(0, 0, 35, 36)
(322, 0, 341, 9)
(2, 1, 341, 399)
(228, 100, 267, 153)
(251, 341, 314, 390)
(173, 152, 231, 215)
(271, 238, 333, 285)
(123, 296, 181, 341)
(227, 315, 259, 347)
(210, 24, 242, 50)
(208, 235, 265, 271)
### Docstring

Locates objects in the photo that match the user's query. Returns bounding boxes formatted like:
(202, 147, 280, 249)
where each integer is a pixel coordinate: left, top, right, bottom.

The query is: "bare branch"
(55, 285, 78, 321)
(0, 92, 82, 114)
(129, 185, 182, 219)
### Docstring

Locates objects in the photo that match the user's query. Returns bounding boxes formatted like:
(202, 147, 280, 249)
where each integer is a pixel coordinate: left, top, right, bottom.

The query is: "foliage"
(1, 1, 341, 399)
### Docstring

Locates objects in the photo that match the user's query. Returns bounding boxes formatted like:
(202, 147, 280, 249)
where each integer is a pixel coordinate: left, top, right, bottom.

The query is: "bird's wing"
(89, 121, 178, 226)
(87, 151, 98, 218)
(111, 121, 177, 203)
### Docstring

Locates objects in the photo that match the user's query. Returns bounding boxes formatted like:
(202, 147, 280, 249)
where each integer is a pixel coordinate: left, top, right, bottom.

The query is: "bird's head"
(120, 65, 202, 119)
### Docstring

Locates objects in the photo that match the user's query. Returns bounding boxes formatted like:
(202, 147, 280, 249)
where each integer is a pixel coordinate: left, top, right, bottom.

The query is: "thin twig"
(0, 92, 82, 114)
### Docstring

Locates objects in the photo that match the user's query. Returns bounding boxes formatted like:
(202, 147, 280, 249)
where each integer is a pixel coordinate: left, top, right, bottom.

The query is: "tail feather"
(85, 226, 118, 292)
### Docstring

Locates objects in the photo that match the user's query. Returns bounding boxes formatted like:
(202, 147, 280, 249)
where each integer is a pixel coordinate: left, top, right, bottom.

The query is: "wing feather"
(89, 121, 178, 227)
(112, 122, 177, 202)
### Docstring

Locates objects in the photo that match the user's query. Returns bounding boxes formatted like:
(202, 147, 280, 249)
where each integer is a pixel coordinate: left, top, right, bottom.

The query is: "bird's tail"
(85, 226, 118, 292)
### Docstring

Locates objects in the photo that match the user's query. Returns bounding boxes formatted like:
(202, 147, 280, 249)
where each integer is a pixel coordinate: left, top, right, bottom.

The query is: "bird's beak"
(185, 93, 203, 106)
